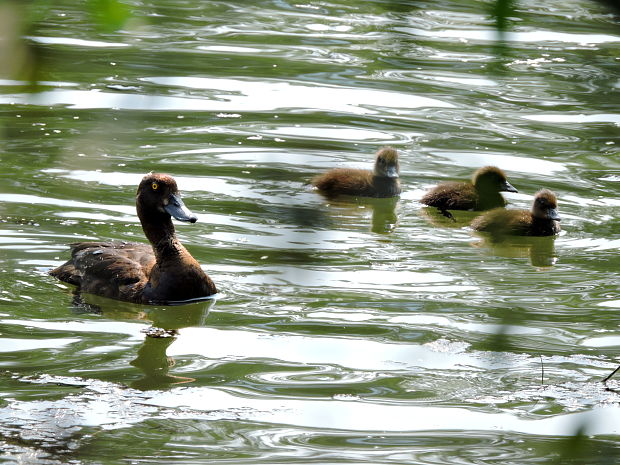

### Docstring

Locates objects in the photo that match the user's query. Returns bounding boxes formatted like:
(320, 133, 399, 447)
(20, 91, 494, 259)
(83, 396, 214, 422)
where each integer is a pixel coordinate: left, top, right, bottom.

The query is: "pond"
(1, 0, 619, 463)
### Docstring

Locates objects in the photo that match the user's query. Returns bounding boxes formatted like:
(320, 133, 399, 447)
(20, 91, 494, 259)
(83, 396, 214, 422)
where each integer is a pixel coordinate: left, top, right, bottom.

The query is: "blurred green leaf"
(87, 0, 131, 32)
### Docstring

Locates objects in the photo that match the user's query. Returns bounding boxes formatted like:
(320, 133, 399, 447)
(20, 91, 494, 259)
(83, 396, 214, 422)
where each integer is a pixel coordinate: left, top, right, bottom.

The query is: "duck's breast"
(142, 245, 217, 303)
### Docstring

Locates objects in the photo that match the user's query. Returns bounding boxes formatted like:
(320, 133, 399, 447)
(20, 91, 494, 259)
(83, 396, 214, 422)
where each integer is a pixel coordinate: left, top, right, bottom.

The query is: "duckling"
(421, 166, 517, 216)
(471, 188, 561, 236)
(50, 173, 217, 304)
(312, 147, 401, 198)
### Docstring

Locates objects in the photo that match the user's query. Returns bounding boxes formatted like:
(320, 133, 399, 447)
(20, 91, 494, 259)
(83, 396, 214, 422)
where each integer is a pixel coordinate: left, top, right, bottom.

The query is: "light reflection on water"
(0, 75, 454, 114)
(148, 389, 620, 436)
(1, 0, 620, 462)
(398, 27, 620, 45)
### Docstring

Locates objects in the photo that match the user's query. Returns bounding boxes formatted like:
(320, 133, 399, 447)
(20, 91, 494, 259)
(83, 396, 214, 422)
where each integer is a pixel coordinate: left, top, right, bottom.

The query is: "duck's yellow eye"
(152, 182, 159, 190)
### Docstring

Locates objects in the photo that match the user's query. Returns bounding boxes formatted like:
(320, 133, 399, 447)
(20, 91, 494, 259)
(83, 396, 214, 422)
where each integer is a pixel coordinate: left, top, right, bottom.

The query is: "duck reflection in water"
(472, 235, 558, 267)
(370, 197, 399, 234)
(313, 195, 399, 234)
(69, 293, 214, 390)
(131, 300, 215, 390)
(418, 206, 480, 229)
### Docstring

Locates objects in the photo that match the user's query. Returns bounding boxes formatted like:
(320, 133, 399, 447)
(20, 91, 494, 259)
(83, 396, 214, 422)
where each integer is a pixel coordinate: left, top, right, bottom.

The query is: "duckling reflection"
(418, 205, 480, 229)
(319, 196, 399, 234)
(472, 234, 558, 267)
(370, 197, 399, 233)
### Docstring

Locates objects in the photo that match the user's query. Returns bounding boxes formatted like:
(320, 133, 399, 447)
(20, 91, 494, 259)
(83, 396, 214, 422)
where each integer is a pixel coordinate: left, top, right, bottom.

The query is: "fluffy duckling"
(50, 173, 217, 304)
(312, 147, 401, 198)
(471, 188, 561, 236)
(421, 166, 517, 214)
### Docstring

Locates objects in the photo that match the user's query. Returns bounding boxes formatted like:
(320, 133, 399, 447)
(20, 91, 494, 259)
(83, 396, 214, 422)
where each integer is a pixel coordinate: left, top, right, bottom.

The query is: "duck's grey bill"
(165, 194, 198, 223)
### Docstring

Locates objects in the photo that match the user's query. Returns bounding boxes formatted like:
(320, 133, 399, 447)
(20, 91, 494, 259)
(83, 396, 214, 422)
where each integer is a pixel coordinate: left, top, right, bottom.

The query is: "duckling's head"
(137, 173, 197, 223)
(472, 166, 517, 193)
(374, 147, 400, 178)
(532, 189, 560, 221)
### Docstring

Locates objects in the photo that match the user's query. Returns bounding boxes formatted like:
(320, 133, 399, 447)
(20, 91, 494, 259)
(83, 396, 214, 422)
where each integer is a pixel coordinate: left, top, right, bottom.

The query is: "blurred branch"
(602, 364, 620, 384)
(490, 0, 517, 36)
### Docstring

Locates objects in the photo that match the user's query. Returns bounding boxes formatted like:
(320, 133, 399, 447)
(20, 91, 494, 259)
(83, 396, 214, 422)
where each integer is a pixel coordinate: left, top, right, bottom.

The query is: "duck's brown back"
(50, 242, 155, 302)
(422, 181, 509, 211)
(471, 208, 529, 234)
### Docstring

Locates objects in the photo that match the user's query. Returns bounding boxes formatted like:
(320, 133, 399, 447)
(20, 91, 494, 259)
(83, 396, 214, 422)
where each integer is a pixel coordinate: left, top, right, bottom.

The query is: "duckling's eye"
(151, 182, 159, 191)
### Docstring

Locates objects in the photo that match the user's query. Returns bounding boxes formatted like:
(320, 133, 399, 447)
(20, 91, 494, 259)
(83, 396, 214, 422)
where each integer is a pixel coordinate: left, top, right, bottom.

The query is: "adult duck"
(50, 173, 217, 304)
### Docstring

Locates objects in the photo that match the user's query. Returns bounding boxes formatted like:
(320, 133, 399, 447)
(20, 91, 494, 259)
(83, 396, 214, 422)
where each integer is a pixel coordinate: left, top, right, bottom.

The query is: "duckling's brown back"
(421, 182, 477, 210)
(313, 168, 379, 197)
(471, 208, 532, 235)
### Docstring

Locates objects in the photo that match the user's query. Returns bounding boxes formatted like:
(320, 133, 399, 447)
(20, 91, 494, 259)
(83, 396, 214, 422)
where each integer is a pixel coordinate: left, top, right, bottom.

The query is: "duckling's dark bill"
(502, 181, 518, 193)
(386, 165, 399, 178)
(165, 194, 198, 223)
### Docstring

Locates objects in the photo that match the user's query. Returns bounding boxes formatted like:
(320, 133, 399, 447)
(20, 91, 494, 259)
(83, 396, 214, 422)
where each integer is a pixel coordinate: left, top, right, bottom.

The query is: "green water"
(1, 0, 620, 463)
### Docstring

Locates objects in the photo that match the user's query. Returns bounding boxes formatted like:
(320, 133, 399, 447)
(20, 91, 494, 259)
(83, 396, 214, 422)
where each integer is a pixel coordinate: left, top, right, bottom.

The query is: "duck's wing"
(50, 242, 155, 301)
(70, 242, 155, 268)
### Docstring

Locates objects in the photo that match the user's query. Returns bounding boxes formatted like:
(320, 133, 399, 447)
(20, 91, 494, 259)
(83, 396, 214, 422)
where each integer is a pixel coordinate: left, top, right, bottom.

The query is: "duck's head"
(374, 147, 400, 178)
(136, 173, 197, 223)
(532, 189, 560, 221)
(472, 166, 517, 193)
